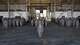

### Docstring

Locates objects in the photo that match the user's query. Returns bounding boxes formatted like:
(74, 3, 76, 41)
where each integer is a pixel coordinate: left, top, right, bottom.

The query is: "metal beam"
(53, 0, 56, 18)
(74, 0, 79, 4)
(28, 0, 31, 17)
(57, 0, 75, 18)
(50, 0, 53, 18)
(30, 6, 48, 7)
(9, 0, 24, 18)
(67, 0, 72, 3)
(71, 0, 74, 17)
(58, 5, 72, 18)
(26, 0, 28, 15)
(8, 0, 10, 18)
(9, 5, 23, 17)
(30, 3, 50, 4)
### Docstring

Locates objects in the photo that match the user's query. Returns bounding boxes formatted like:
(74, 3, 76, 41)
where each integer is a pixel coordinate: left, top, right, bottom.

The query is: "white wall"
(0, 11, 29, 22)
(55, 11, 67, 18)
(0, 12, 9, 17)
(73, 12, 80, 18)
(52, 11, 80, 18)
(0, 11, 80, 20)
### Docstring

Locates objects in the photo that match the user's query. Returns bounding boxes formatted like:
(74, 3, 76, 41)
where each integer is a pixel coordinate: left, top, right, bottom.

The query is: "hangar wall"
(0, 11, 29, 22)
(0, 11, 80, 18)
(52, 11, 80, 18)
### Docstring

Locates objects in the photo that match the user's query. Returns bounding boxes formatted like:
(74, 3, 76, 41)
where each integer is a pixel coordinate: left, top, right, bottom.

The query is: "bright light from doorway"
(43, 10, 47, 17)
(36, 10, 40, 13)
(36, 10, 47, 18)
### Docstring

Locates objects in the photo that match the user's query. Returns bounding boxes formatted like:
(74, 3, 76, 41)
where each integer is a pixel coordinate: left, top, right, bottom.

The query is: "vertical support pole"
(54, 0, 56, 18)
(8, 0, 10, 18)
(25, 0, 28, 12)
(26, 0, 28, 14)
(71, 0, 74, 17)
(28, 0, 31, 18)
(29, 0, 31, 15)
(26, 0, 28, 21)
(51, 0, 53, 18)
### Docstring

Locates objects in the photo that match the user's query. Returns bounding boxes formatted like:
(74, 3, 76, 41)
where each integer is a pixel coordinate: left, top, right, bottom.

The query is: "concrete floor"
(0, 23, 42, 45)
(45, 22, 80, 45)
(0, 22, 80, 45)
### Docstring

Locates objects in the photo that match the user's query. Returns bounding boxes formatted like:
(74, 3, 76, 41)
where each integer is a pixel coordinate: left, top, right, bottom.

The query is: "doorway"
(36, 10, 47, 19)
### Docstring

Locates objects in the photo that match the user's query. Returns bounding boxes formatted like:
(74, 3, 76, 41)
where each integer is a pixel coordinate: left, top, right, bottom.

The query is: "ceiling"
(0, 0, 80, 4)
(0, 0, 80, 8)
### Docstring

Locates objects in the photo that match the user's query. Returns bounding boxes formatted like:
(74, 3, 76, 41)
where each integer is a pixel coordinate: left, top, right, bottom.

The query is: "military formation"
(55, 16, 80, 29)
(31, 17, 47, 27)
(2, 17, 25, 29)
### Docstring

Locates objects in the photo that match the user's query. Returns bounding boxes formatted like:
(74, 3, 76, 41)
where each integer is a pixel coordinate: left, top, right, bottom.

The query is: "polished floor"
(0, 22, 80, 45)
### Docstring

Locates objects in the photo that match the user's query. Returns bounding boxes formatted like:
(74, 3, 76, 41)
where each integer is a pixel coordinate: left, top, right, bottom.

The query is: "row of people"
(31, 17, 47, 27)
(55, 16, 80, 29)
(2, 18, 25, 29)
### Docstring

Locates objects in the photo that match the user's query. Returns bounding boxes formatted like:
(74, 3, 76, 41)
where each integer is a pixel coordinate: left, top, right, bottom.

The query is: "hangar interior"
(0, 0, 80, 45)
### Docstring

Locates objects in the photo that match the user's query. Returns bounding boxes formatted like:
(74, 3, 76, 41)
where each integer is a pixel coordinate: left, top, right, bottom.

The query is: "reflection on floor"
(0, 22, 80, 45)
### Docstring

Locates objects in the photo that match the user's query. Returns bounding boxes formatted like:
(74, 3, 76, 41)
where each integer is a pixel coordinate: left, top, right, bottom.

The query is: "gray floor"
(0, 22, 80, 45)
(0, 23, 42, 45)
(45, 22, 80, 45)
